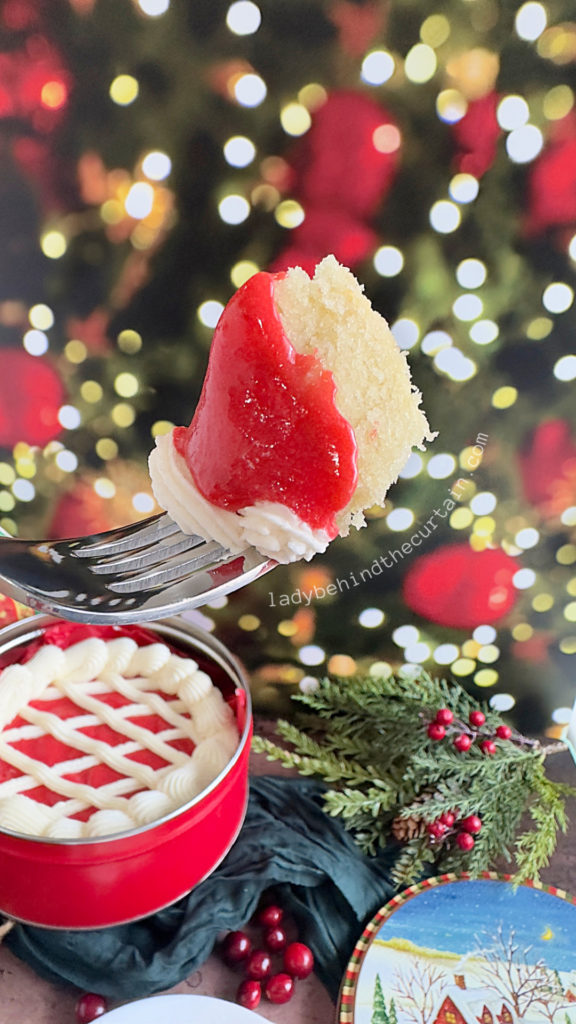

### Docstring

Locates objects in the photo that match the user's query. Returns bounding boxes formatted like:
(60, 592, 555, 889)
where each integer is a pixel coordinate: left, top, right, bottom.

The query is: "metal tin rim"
(0, 614, 252, 847)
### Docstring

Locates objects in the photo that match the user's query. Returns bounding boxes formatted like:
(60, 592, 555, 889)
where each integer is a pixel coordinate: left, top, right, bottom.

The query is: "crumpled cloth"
(5, 777, 399, 1002)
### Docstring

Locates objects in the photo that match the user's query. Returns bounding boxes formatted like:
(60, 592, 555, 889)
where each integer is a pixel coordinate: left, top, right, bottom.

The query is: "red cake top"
(173, 271, 358, 537)
(0, 623, 241, 838)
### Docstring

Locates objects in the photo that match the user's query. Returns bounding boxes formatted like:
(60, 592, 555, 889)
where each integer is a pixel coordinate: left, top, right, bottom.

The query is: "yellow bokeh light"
(114, 372, 139, 398)
(526, 316, 552, 339)
(238, 614, 261, 631)
(537, 25, 576, 65)
(559, 637, 576, 655)
(420, 14, 450, 48)
(477, 644, 500, 663)
(230, 260, 259, 288)
(95, 438, 119, 461)
(532, 593, 554, 611)
(492, 386, 518, 409)
(110, 74, 139, 105)
(451, 658, 476, 676)
(275, 200, 305, 229)
(251, 183, 280, 211)
(462, 640, 481, 658)
(101, 200, 124, 225)
(280, 102, 312, 137)
(117, 329, 143, 354)
(298, 83, 328, 111)
(0, 464, 15, 486)
(543, 84, 574, 120)
(65, 340, 87, 364)
(29, 304, 54, 330)
(16, 458, 36, 479)
(405, 43, 437, 84)
(474, 669, 499, 687)
(112, 403, 136, 428)
(436, 89, 467, 123)
(474, 515, 496, 537)
(41, 231, 67, 259)
(567, 577, 576, 596)
(564, 602, 576, 622)
(151, 420, 174, 437)
(0, 492, 15, 512)
(557, 544, 576, 565)
(80, 380, 103, 403)
(450, 507, 474, 529)
(277, 620, 299, 637)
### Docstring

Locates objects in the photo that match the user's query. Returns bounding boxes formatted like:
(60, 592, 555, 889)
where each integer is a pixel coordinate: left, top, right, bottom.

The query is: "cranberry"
(456, 831, 475, 851)
(237, 979, 262, 1010)
(257, 904, 284, 928)
(469, 710, 486, 728)
(427, 722, 446, 741)
(439, 811, 455, 827)
(75, 993, 108, 1023)
(221, 930, 253, 965)
(427, 820, 447, 839)
(264, 925, 288, 952)
(265, 972, 295, 1004)
(460, 814, 482, 834)
(454, 734, 472, 752)
(245, 949, 273, 980)
(480, 739, 497, 755)
(283, 941, 315, 979)
(496, 724, 512, 740)
(435, 708, 454, 726)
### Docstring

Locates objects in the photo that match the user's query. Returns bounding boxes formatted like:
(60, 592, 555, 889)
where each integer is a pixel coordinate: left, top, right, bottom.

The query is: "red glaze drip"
(173, 271, 358, 536)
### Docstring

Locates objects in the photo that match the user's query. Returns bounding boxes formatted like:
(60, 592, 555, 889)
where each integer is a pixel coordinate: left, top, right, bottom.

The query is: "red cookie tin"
(0, 614, 252, 929)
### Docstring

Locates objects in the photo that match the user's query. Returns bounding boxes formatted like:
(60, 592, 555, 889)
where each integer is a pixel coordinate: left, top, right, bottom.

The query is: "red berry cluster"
(427, 810, 483, 851)
(220, 904, 315, 1010)
(427, 708, 512, 756)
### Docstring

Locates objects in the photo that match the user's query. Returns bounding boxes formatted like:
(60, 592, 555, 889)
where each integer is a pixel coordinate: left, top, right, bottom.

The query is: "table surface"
(1, 747, 575, 1024)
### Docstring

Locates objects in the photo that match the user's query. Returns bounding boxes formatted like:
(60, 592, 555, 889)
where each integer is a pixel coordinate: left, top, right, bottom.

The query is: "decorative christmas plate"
(100, 993, 261, 1022)
(338, 873, 576, 1024)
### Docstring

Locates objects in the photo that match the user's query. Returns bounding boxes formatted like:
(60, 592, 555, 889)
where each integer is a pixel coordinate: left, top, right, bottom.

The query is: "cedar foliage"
(252, 670, 576, 887)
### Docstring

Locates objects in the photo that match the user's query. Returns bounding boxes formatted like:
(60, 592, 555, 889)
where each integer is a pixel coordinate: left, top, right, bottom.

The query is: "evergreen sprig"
(252, 670, 576, 888)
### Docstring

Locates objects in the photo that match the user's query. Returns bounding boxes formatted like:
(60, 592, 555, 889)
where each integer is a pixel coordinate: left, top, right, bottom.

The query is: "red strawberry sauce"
(173, 272, 358, 537)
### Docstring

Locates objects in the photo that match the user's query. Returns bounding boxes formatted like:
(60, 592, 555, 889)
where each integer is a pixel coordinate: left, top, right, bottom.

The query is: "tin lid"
(338, 872, 576, 1023)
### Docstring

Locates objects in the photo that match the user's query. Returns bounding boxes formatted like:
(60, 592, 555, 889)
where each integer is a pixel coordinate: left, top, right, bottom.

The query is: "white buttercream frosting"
(148, 433, 331, 563)
(0, 637, 240, 840)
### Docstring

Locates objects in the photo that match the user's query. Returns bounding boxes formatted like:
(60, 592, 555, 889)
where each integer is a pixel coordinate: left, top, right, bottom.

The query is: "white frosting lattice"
(0, 637, 239, 839)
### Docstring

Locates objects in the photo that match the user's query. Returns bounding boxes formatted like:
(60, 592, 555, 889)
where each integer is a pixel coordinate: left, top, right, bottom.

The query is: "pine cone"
(391, 814, 427, 841)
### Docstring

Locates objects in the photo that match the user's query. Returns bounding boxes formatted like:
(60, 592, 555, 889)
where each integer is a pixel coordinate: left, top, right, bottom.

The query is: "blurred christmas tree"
(1, 0, 576, 735)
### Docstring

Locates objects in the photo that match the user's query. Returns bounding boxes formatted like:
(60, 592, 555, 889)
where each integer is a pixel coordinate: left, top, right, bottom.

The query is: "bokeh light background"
(1, 0, 576, 735)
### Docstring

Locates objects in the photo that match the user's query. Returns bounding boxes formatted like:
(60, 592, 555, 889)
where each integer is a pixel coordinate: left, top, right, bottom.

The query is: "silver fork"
(0, 516, 275, 624)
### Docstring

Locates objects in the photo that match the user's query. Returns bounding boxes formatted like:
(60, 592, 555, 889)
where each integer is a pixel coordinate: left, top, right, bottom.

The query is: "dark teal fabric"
(5, 777, 398, 1001)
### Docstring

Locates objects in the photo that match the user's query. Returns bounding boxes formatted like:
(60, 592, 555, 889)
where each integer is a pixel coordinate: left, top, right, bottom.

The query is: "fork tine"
(107, 540, 230, 593)
(72, 514, 181, 558)
(89, 532, 206, 576)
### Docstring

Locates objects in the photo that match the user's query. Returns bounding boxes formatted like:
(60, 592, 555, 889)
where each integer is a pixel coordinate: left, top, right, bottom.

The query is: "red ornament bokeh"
(402, 543, 519, 630)
(518, 418, 576, 519)
(451, 92, 501, 178)
(0, 349, 64, 448)
(271, 90, 400, 274)
(526, 112, 576, 237)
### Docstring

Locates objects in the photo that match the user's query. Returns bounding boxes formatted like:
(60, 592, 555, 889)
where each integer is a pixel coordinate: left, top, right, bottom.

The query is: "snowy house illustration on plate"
(430, 976, 516, 1024)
